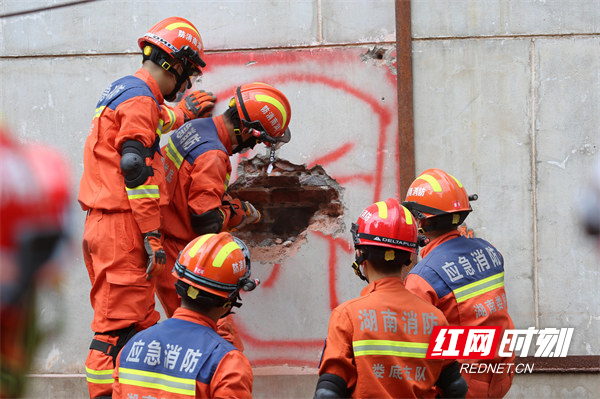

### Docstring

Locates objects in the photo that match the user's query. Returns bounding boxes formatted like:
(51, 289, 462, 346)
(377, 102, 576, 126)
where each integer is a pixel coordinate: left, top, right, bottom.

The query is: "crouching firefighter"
(315, 198, 468, 398)
(112, 232, 257, 398)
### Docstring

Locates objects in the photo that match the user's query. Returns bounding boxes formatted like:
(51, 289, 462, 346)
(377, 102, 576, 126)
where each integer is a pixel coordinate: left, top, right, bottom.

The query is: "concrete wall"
(1, 0, 598, 397)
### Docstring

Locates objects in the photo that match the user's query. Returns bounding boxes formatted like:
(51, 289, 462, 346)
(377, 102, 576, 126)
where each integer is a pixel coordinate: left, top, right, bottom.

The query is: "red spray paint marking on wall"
(261, 263, 281, 289)
(215, 72, 392, 202)
(202, 48, 399, 366)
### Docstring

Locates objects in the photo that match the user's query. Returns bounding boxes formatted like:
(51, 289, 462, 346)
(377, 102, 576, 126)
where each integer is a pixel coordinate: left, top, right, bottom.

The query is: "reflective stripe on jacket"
(405, 232, 514, 333)
(318, 277, 453, 398)
(405, 231, 515, 397)
(113, 308, 253, 398)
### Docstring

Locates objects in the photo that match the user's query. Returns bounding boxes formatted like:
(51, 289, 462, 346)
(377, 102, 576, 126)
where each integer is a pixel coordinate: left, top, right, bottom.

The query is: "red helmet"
(138, 17, 206, 72)
(231, 82, 292, 144)
(403, 169, 477, 226)
(172, 233, 256, 305)
(351, 198, 418, 254)
(0, 127, 71, 306)
(0, 134, 70, 251)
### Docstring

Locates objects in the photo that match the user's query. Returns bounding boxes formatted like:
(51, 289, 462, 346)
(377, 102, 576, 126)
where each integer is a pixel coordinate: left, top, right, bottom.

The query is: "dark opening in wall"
(229, 156, 344, 262)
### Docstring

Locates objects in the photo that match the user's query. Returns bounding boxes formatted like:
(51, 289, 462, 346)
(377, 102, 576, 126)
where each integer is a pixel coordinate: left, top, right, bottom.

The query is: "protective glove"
(240, 201, 261, 226)
(177, 90, 217, 121)
(143, 231, 166, 280)
(230, 200, 261, 231)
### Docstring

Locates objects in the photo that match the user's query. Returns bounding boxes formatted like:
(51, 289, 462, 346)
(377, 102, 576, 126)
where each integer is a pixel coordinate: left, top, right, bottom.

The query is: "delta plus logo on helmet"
(371, 235, 418, 249)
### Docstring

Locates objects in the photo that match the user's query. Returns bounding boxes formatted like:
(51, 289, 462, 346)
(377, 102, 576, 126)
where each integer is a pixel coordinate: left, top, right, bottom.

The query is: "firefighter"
(315, 198, 468, 399)
(403, 169, 515, 398)
(156, 82, 292, 349)
(112, 232, 256, 398)
(78, 17, 216, 399)
(0, 125, 71, 398)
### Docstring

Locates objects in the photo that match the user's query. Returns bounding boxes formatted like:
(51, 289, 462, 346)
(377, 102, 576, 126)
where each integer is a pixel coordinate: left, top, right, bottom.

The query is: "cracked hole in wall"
(229, 155, 344, 263)
(361, 46, 397, 75)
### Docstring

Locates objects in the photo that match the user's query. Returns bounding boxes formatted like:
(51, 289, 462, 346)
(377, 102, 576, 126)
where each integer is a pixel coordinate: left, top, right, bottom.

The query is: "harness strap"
(89, 325, 137, 366)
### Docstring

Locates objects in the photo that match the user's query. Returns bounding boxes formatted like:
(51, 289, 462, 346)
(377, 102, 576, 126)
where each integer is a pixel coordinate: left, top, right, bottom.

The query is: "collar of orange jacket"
(172, 307, 218, 330)
(360, 276, 407, 296)
(134, 67, 165, 105)
(420, 230, 461, 259)
(212, 115, 233, 155)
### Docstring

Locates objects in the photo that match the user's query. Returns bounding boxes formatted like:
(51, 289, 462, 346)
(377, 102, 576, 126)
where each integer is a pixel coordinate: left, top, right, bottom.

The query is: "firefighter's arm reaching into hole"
(226, 195, 261, 231)
(186, 150, 260, 235)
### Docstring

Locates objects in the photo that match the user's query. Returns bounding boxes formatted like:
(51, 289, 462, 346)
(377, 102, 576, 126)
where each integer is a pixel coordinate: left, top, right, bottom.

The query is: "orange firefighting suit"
(112, 307, 253, 398)
(157, 116, 245, 349)
(318, 277, 457, 398)
(405, 230, 515, 398)
(78, 67, 185, 398)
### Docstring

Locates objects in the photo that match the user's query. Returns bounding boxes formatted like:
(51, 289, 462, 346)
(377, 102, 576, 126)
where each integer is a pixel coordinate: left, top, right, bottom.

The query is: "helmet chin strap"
(165, 70, 191, 102)
(352, 251, 369, 282)
(144, 44, 192, 102)
(230, 121, 261, 154)
(232, 135, 259, 154)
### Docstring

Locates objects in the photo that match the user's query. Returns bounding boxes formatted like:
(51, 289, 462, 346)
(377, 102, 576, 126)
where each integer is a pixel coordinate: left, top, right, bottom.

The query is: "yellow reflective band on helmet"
(85, 366, 114, 385)
(166, 137, 184, 169)
(449, 174, 464, 188)
(453, 272, 504, 303)
(375, 201, 388, 219)
(353, 340, 428, 358)
(118, 367, 195, 397)
(417, 173, 442, 192)
(255, 94, 288, 127)
(402, 205, 414, 225)
(166, 22, 200, 37)
(212, 241, 240, 268)
(126, 185, 160, 199)
(94, 106, 106, 119)
(188, 234, 215, 258)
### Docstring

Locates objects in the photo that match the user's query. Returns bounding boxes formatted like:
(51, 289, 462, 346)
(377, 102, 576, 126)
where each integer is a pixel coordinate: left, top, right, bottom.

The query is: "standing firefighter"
(112, 232, 256, 399)
(315, 198, 467, 399)
(403, 168, 515, 398)
(156, 82, 291, 348)
(78, 17, 215, 399)
(0, 126, 71, 398)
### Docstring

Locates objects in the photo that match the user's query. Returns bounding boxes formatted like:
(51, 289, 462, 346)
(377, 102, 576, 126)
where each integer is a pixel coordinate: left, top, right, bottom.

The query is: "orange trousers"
(156, 235, 245, 351)
(82, 209, 160, 398)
